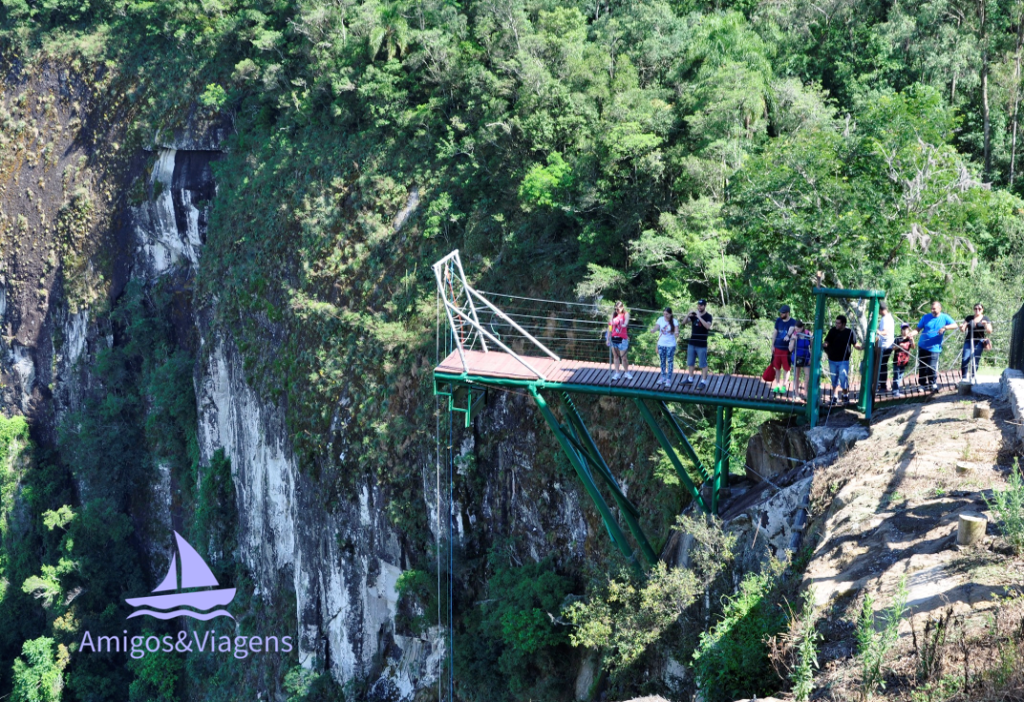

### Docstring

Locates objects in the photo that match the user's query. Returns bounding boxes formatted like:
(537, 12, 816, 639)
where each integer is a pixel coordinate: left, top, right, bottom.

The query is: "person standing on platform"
(893, 323, 916, 397)
(609, 301, 633, 381)
(915, 301, 957, 390)
(789, 320, 813, 397)
(652, 308, 679, 387)
(770, 304, 797, 394)
(823, 315, 862, 403)
(874, 301, 895, 393)
(684, 299, 713, 388)
(959, 304, 992, 381)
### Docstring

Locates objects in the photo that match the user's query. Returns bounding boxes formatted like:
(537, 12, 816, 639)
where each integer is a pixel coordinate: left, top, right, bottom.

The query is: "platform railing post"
(712, 406, 724, 514)
(529, 388, 641, 571)
(721, 406, 733, 490)
(807, 292, 827, 427)
(860, 297, 880, 419)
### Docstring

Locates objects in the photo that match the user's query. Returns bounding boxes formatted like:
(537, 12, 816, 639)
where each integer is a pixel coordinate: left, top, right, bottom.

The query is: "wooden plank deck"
(435, 350, 963, 409)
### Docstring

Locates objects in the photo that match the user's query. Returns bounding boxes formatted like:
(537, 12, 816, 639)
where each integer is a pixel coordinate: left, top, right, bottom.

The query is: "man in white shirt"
(874, 301, 896, 393)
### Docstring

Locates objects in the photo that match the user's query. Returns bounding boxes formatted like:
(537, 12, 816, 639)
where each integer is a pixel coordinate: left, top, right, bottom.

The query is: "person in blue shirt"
(915, 301, 957, 390)
(770, 305, 798, 394)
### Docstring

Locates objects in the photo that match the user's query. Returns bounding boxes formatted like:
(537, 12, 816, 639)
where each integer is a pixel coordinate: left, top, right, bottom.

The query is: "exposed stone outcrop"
(745, 419, 813, 483)
(804, 392, 1021, 658)
(195, 336, 442, 695)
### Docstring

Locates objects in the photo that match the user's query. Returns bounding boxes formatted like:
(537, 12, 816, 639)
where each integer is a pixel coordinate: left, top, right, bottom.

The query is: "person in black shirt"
(959, 303, 993, 380)
(823, 315, 862, 403)
(684, 299, 713, 387)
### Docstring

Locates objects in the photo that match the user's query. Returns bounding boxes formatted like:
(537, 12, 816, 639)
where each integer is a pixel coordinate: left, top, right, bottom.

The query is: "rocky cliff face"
(126, 127, 446, 695)
(1, 61, 489, 698)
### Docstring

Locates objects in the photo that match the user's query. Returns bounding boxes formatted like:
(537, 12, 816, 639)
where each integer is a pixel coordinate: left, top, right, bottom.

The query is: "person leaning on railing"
(959, 303, 993, 381)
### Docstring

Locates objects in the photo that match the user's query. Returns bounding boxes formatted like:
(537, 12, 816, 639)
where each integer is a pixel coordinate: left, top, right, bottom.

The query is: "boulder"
(1000, 369, 1024, 446)
(746, 420, 814, 483)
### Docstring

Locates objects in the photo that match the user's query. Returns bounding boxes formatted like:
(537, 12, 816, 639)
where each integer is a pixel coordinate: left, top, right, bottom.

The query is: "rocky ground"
(801, 375, 1024, 700)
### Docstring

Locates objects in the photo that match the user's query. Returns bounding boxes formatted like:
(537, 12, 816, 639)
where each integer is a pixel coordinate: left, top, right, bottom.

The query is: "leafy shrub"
(395, 568, 437, 635)
(190, 449, 236, 573)
(565, 515, 736, 677)
(693, 565, 789, 702)
(791, 592, 821, 702)
(986, 459, 1024, 555)
(857, 576, 909, 700)
(11, 637, 66, 702)
(770, 589, 820, 702)
(565, 561, 699, 673)
(127, 643, 183, 702)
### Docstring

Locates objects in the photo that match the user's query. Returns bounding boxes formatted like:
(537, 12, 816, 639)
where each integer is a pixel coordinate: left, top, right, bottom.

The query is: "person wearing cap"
(873, 301, 895, 393)
(893, 323, 916, 397)
(684, 299, 713, 387)
(770, 304, 797, 394)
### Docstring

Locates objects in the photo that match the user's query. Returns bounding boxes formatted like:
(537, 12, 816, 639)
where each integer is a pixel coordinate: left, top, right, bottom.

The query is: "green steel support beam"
(712, 407, 724, 514)
(722, 406, 733, 490)
(558, 394, 657, 567)
(858, 297, 881, 419)
(812, 287, 887, 298)
(807, 292, 827, 427)
(633, 398, 710, 514)
(559, 394, 640, 519)
(656, 403, 712, 482)
(528, 388, 641, 571)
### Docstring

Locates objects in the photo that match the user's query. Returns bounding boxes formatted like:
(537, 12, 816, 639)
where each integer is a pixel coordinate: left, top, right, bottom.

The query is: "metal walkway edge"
(435, 349, 962, 414)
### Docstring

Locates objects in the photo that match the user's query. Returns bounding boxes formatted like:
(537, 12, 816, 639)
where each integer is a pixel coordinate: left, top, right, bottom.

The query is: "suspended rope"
(434, 281, 457, 702)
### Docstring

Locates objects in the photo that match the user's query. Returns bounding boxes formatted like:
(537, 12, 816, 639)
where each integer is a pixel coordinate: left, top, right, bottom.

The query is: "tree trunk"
(1011, 12, 1024, 186)
(980, 0, 991, 180)
(982, 58, 991, 179)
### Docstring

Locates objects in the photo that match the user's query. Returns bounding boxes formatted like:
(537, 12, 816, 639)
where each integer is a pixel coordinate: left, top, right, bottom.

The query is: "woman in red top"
(608, 301, 634, 381)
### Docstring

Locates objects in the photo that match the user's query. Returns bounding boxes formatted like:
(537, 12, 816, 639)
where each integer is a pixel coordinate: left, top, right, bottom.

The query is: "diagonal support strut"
(656, 402, 712, 482)
(633, 398, 711, 514)
(558, 393, 657, 567)
(528, 387, 644, 572)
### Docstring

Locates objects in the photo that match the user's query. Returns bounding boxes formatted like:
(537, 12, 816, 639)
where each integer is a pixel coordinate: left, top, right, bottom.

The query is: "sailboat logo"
(125, 531, 236, 621)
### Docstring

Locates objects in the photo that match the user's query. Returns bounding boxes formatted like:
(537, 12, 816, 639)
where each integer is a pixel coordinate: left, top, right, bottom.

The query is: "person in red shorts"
(770, 304, 797, 394)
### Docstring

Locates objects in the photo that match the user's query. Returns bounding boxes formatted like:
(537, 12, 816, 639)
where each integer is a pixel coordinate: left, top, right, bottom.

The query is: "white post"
(451, 252, 488, 353)
(433, 266, 468, 373)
